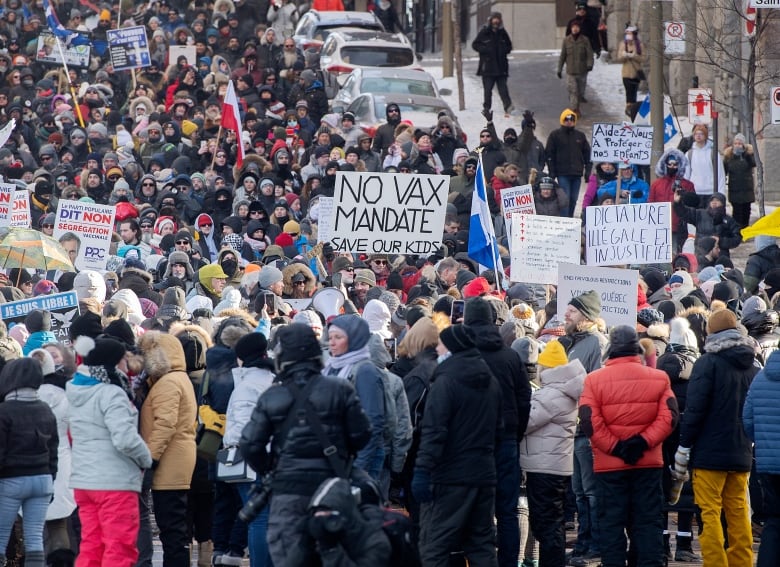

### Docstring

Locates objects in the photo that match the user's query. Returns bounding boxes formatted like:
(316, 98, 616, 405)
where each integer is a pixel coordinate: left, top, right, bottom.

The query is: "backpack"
(349, 359, 396, 446)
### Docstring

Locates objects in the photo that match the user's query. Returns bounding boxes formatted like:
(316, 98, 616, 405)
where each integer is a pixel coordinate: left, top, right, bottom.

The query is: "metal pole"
(453, 0, 465, 111)
(442, 0, 453, 78)
(649, 0, 664, 182)
(712, 111, 719, 195)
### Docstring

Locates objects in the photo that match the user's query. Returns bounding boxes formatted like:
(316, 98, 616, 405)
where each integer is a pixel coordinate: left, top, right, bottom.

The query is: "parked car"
(332, 68, 451, 113)
(345, 92, 465, 141)
(292, 10, 384, 52)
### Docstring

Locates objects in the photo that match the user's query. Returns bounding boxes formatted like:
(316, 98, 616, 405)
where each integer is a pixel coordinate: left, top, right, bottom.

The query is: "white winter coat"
(520, 359, 586, 476)
(38, 384, 76, 520)
(686, 140, 726, 196)
(224, 366, 275, 447)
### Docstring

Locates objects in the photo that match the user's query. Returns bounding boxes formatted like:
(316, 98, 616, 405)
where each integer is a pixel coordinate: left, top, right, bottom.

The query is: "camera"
(238, 473, 274, 523)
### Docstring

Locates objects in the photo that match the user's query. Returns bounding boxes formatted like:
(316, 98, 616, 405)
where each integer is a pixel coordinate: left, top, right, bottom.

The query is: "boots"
(0, 554, 6, 567)
(46, 549, 76, 567)
(24, 550, 45, 567)
(197, 541, 213, 567)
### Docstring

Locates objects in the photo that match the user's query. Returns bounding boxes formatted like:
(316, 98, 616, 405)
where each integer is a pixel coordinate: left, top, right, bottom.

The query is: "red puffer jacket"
(579, 355, 677, 473)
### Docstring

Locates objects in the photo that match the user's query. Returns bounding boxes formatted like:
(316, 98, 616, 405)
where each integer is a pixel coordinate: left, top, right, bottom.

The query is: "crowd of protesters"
(0, 1, 777, 567)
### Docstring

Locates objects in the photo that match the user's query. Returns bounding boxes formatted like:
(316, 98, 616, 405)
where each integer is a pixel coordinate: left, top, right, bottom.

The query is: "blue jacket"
(23, 331, 58, 355)
(743, 350, 780, 474)
(597, 167, 650, 204)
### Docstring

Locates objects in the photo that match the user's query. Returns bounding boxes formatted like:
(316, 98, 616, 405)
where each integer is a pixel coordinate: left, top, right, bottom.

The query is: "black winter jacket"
(472, 24, 512, 77)
(673, 201, 743, 255)
(240, 362, 371, 496)
(415, 348, 503, 485)
(545, 126, 592, 179)
(744, 244, 780, 294)
(679, 330, 757, 472)
(469, 322, 531, 440)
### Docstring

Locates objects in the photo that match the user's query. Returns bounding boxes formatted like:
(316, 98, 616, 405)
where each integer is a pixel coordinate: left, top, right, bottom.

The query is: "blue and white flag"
(468, 154, 504, 281)
(42, 0, 89, 46)
(636, 94, 651, 121)
(664, 113, 679, 144)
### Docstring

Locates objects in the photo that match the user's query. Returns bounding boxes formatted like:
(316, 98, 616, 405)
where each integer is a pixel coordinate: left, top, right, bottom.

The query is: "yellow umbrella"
(0, 228, 74, 274)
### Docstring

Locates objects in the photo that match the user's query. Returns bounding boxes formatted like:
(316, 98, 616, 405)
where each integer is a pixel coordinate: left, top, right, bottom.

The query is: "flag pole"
(210, 126, 223, 170)
(52, 35, 92, 153)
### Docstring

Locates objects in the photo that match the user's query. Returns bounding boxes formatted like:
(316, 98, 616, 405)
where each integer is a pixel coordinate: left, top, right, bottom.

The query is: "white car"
(292, 10, 384, 53)
(331, 68, 451, 114)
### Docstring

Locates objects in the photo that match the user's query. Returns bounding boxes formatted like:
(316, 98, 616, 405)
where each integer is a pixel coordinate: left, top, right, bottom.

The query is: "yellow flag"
(741, 208, 780, 240)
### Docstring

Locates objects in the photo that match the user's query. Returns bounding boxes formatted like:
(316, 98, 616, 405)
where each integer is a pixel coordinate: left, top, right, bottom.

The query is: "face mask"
(504, 136, 517, 145)
(221, 259, 237, 277)
(22, 78, 33, 88)
(625, 34, 633, 41)
(666, 167, 678, 177)
(734, 146, 744, 156)
(437, 351, 452, 364)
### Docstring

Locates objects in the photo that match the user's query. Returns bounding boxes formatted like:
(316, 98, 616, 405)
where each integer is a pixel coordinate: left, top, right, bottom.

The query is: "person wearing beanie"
(23, 309, 58, 355)
(463, 296, 531, 565)
(191, 263, 228, 307)
(351, 269, 376, 312)
(521, 348, 585, 567)
(578, 324, 677, 567)
(257, 265, 284, 297)
(0, 358, 59, 567)
(137, 331, 197, 567)
(412, 322, 502, 566)
(240, 323, 371, 567)
(674, 305, 757, 566)
(73, 270, 108, 304)
(672, 188, 742, 257)
(67, 332, 152, 567)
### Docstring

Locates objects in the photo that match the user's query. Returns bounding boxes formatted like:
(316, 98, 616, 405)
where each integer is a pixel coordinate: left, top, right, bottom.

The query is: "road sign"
(772, 86, 780, 125)
(664, 21, 686, 55)
(749, 0, 780, 7)
(688, 88, 712, 125)
(744, 1, 757, 37)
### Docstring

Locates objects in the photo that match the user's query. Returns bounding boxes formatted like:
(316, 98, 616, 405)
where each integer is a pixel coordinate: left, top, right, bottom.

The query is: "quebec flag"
(664, 113, 679, 144)
(42, 0, 90, 47)
(468, 154, 504, 279)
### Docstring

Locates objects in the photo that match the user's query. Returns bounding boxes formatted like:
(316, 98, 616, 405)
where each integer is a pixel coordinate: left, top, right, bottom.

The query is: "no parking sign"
(772, 86, 780, 125)
(664, 21, 686, 56)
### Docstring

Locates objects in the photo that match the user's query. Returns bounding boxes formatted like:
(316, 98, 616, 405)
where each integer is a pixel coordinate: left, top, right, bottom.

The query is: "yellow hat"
(559, 108, 577, 126)
(538, 340, 568, 368)
(99, 9, 111, 21)
(181, 120, 198, 137)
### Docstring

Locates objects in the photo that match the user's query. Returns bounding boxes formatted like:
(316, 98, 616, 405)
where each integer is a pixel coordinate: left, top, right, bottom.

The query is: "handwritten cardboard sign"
(591, 123, 654, 165)
(510, 213, 582, 284)
(557, 263, 639, 328)
(328, 172, 448, 255)
(585, 203, 671, 266)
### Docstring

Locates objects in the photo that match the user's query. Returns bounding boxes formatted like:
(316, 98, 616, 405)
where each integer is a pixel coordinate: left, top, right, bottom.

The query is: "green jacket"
(558, 34, 594, 76)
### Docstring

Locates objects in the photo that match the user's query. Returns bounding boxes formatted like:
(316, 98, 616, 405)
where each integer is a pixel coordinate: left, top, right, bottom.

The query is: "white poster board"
(36, 30, 91, 69)
(500, 184, 534, 241)
(317, 196, 334, 243)
(329, 171, 449, 254)
(590, 123, 654, 165)
(510, 213, 581, 284)
(107, 26, 151, 71)
(53, 201, 116, 272)
(0, 184, 30, 228)
(169, 45, 198, 67)
(585, 203, 672, 266)
(557, 263, 639, 328)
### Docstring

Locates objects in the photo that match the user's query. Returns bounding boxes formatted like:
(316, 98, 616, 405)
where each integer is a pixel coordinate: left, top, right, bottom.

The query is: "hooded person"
(322, 315, 386, 479)
(372, 103, 403, 158)
(281, 262, 316, 299)
(22, 309, 58, 355)
(188, 263, 229, 307)
(362, 299, 393, 340)
(196, 213, 219, 262)
(673, 190, 743, 257)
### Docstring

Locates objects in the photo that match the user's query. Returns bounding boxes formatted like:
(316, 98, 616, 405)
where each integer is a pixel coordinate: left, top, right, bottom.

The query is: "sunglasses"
(480, 134, 491, 138)
(199, 223, 213, 228)
(148, 129, 161, 134)
(71, 135, 85, 140)
(176, 240, 191, 245)
(108, 175, 120, 181)
(43, 224, 54, 229)
(250, 210, 263, 215)
(40, 155, 52, 160)
(66, 192, 80, 198)
(56, 177, 67, 182)
(343, 267, 354, 272)
(142, 182, 155, 186)
(141, 223, 153, 228)
(293, 280, 305, 285)
(216, 154, 226, 158)
(387, 109, 400, 114)
(465, 164, 476, 169)
(439, 124, 451, 130)
(372, 259, 388, 265)
(564, 115, 576, 122)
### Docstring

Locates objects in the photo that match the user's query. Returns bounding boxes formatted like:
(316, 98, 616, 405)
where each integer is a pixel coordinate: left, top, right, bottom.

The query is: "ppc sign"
(591, 123, 653, 165)
(53, 201, 116, 272)
(328, 172, 449, 254)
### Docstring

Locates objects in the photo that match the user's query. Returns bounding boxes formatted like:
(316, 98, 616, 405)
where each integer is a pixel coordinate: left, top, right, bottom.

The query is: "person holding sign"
(596, 163, 649, 204)
(673, 191, 742, 258)
(649, 150, 696, 254)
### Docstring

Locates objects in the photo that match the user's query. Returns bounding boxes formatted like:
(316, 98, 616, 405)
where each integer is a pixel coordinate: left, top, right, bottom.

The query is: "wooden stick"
(210, 126, 223, 170)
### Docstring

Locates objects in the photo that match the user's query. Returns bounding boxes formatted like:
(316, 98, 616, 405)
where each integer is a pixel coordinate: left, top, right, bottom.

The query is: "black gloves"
(557, 71, 562, 79)
(612, 435, 648, 465)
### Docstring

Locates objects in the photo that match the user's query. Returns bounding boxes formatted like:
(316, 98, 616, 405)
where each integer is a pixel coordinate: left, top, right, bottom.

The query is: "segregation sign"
(591, 123, 654, 165)
(53, 201, 116, 272)
(0, 184, 31, 228)
(329, 172, 449, 254)
(585, 202, 671, 266)
(557, 263, 639, 328)
(107, 26, 151, 71)
(500, 184, 535, 241)
(0, 291, 80, 345)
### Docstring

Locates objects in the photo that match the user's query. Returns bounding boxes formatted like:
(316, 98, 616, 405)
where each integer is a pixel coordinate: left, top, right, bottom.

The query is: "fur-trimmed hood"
(139, 330, 187, 379)
(723, 144, 754, 159)
(645, 322, 670, 340)
(129, 96, 155, 117)
(282, 262, 316, 296)
(655, 148, 689, 178)
(492, 164, 515, 184)
(232, 153, 269, 187)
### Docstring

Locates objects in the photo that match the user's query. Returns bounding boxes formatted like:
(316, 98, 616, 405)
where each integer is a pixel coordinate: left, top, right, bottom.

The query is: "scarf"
(322, 345, 371, 379)
(82, 363, 134, 400)
(4, 387, 39, 401)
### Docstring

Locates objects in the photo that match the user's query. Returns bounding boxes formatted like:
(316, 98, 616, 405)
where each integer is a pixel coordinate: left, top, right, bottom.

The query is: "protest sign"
(328, 172, 449, 254)
(510, 214, 582, 284)
(585, 203, 671, 266)
(107, 26, 151, 71)
(0, 184, 30, 228)
(0, 291, 80, 346)
(557, 263, 639, 328)
(590, 123, 654, 165)
(53, 201, 116, 272)
(169, 46, 197, 67)
(317, 196, 334, 243)
(500, 185, 534, 241)
(36, 30, 91, 68)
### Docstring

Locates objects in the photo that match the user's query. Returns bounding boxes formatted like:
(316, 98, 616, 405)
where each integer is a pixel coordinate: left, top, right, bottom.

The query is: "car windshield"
(317, 23, 383, 41)
(360, 77, 436, 96)
(374, 101, 447, 116)
(340, 46, 414, 67)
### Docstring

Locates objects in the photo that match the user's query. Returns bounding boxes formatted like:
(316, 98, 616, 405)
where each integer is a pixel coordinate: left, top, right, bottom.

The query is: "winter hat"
(669, 317, 698, 349)
(433, 295, 454, 315)
(406, 305, 431, 328)
(199, 263, 229, 290)
(103, 319, 137, 351)
(29, 348, 56, 377)
(275, 324, 322, 365)
(455, 269, 477, 290)
(569, 290, 601, 321)
(331, 256, 353, 273)
(258, 266, 283, 289)
(102, 299, 129, 322)
(186, 295, 213, 314)
(25, 310, 51, 333)
(362, 300, 391, 336)
(158, 287, 190, 321)
(196, 213, 214, 228)
(606, 325, 644, 358)
(464, 296, 495, 325)
(538, 340, 568, 368)
(754, 235, 776, 252)
(33, 280, 58, 297)
(742, 296, 767, 320)
(711, 280, 740, 305)
(462, 277, 491, 298)
(293, 310, 324, 336)
(283, 220, 300, 235)
(657, 299, 684, 323)
(274, 233, 294, 248)
(637, 308, 664, 328)
(74, 334, 126, 368)
(452, 148, 470, 163)
(439, 324, 475, 353)
(69, 311, 103, 341)
(640, 268, 667, 295)
(668, 270, 695, 301)
(73, 270, 107, 303)
(707, 309, 737, 334)
(386, 271, 404, 292)
(214, 288, 243, 316)
(354, 269, 376, 287)
(8, 325, 29, 348)
(235, 332, 269, 367)
(697, 266, 723, 284)
(329, 314, 371, 352)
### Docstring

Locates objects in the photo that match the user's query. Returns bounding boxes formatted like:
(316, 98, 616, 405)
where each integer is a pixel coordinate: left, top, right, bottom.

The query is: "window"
(340, 46, 414, 67)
